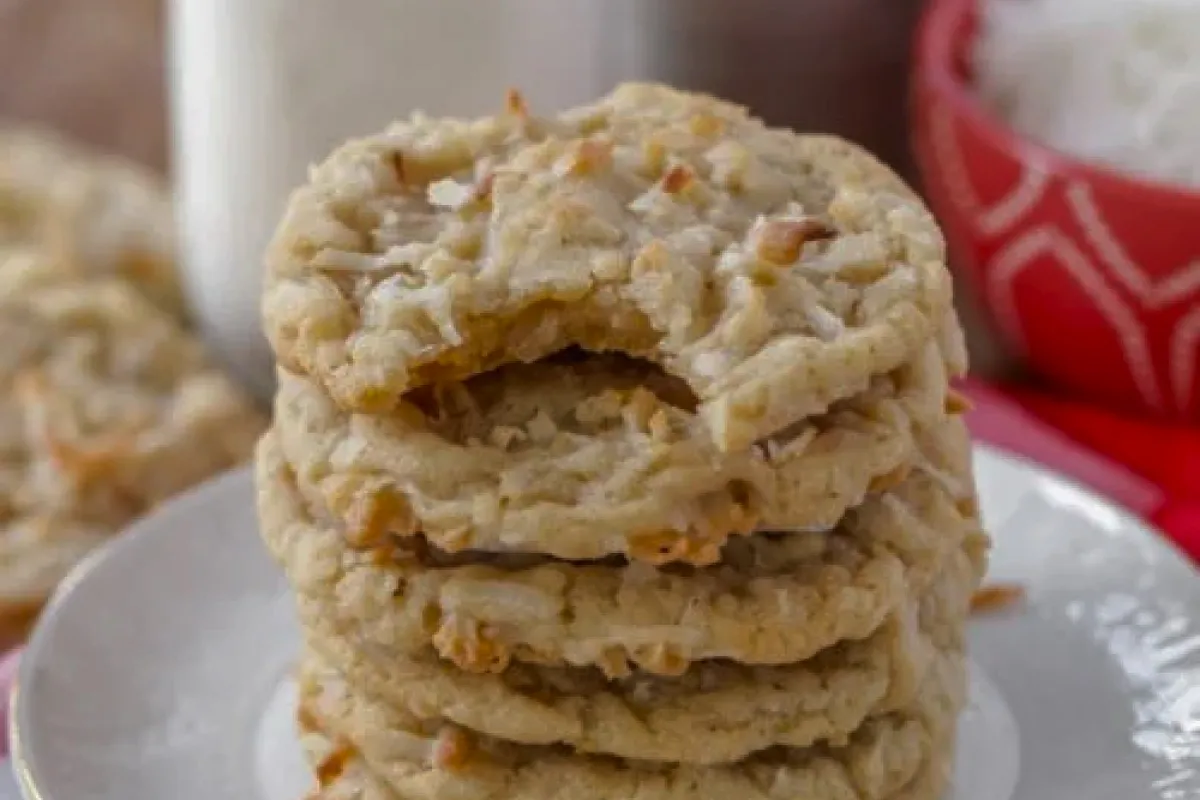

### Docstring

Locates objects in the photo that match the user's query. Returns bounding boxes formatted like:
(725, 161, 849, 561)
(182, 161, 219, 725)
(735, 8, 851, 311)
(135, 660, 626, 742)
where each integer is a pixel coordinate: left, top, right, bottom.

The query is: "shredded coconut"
(426, 177, 474, 210)
(975, 0, 1200, 187)
(442, 580, 561, 622)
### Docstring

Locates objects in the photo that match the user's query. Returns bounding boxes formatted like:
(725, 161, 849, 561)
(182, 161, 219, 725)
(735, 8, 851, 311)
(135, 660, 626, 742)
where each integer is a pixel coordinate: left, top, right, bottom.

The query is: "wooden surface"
(0, 0, 167, 171)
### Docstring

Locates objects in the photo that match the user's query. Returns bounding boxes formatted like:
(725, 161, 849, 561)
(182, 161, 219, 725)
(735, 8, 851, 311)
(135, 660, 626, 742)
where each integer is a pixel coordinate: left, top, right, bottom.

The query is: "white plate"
(9, 445, 1200, 800)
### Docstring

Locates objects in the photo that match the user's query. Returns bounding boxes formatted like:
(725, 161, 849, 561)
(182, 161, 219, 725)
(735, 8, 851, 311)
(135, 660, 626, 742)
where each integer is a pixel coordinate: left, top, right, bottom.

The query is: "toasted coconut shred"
(970, 583, 1025, 614)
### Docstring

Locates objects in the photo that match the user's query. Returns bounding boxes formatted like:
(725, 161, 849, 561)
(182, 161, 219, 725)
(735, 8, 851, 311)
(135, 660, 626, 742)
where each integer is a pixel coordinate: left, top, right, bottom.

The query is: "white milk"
(169, 0, 617, 399)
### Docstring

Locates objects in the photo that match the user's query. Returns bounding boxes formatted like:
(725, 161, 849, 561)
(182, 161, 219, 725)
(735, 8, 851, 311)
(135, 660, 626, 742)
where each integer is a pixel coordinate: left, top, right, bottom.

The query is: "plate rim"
(9, 464, 254, 800)
(7, 442, 1194, 799)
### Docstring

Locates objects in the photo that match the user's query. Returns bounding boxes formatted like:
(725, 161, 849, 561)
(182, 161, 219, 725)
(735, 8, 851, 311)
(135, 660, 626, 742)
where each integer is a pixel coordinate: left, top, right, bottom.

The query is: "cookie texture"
(295, 640, 966, 800)
(288, 535, 979, 767)
(0, 279, 264, 629)
(258, 425, 978, 678)
(259, 82, 984, 800)
(263, 83, 954, 450)
(0, 127, 182, 317)
(272, 335, 965, 563)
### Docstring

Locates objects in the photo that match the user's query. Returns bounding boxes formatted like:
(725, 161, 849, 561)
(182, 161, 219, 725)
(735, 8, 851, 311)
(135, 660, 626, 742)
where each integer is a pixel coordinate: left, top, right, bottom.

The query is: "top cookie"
(263, 83, 952, 450)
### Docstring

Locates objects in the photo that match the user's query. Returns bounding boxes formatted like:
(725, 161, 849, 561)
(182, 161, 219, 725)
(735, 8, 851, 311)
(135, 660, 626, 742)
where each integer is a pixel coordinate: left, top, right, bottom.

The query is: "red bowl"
(912, 0, 1200, 421)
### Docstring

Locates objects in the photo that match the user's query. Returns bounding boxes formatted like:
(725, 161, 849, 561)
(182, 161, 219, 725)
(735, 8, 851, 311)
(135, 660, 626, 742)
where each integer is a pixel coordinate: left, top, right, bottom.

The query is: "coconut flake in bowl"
(974, 0, 1200, 189)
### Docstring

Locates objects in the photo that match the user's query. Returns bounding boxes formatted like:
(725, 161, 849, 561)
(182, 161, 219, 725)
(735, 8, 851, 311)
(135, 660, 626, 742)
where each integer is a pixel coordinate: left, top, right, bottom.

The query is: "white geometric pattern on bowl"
(923, 97, 1200, 414)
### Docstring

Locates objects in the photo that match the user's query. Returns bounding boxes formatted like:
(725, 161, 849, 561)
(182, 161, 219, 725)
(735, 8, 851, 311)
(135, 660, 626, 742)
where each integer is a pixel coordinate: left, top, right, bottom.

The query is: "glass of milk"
(168, 0, 619, 400)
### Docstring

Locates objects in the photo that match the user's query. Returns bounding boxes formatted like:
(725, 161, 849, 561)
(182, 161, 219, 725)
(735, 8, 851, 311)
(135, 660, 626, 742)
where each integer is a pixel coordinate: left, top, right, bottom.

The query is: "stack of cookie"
(256, 83, 988, 800)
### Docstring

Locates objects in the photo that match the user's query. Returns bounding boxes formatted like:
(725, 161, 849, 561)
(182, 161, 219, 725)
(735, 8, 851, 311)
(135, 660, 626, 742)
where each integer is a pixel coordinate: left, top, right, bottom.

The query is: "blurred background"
(0, 0, 168, 168)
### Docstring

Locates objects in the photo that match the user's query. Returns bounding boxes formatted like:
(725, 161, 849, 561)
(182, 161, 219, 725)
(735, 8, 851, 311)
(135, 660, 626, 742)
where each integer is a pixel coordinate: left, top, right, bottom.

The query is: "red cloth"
(961, 379, 1200, 561)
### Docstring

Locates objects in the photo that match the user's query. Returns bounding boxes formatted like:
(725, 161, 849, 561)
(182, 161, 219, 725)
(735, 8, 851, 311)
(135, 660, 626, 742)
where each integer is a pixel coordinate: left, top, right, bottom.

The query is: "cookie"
(294, 641, 965, 800)
(0, 127, 182, 317)
(257, 426, 979, 678)
(297, 721, 393, 800)
(272, 338, 967, 564)
(263, 83, 955, 451)
(0, 279, 265, 631)
(289, 537, 978, 768)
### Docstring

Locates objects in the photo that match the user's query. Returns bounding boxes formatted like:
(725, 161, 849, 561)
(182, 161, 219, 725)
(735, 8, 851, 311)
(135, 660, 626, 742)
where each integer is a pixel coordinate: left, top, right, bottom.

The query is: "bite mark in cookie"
(263, 83, 954, 452)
